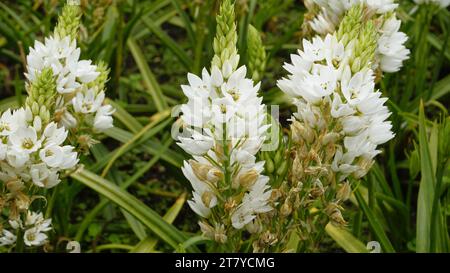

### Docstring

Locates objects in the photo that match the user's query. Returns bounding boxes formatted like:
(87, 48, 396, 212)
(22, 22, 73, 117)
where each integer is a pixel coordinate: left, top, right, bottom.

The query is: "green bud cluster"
(259, 121, 289, 188)
(351, 20, 378, 73)
(212, 0, 239, 72)
(87, 61, 110, 95)
(25, 68, 56, 124)
(337, 4, 363, 46)
(247, 25, 267, 82)
(54, 4, 81, 40)
(337, 4, 378, 73)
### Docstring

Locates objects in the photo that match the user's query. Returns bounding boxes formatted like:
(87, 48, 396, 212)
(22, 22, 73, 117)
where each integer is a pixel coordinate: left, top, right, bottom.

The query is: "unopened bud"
(199, 221, 215, 239)
(280, 202, 292, 217)
(201, 191, 215, 208)
(270, 188, 282, 202)
(310, 179, 325, 198)
(239, 169, 259, 189)
(291, 121, 314, 144)
(213, 224, 227, 244)
(224, 198, 237, 213)
(336, 181, 352, 201)
(190, 160, 211, 181)
(322, 132, 340, 145)
(246, 219, 262, 234)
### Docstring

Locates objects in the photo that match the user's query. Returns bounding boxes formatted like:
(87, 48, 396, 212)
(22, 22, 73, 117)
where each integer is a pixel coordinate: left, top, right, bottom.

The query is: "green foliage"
(0, 0, 448, 253)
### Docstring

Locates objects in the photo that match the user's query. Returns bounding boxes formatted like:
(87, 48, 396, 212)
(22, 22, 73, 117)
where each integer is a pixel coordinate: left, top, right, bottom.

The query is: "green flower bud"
(247, 25, 266, 82)
(87, 61, 110, 94)
(211, 0, 239, 72)
(26, 68, 56, 114)
(54, 3, 81, 40)
(337, 4, 363, 46)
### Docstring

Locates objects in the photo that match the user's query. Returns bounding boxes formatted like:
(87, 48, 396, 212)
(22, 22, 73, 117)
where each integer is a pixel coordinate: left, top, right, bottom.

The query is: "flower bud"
(238, 169, 259, 189)
(322, 132, 340, 145)
(246, 218, 263, 234)
(224, 197, 237, 213)
(310, 179, 325, 198)
(280, 202, 292, 217)
(201, 191, 215, 208)
(336, 181, 352, 201)
(291, 121, 314, 144)
(270, 188, 282, 202)
(199, 221, 215, 239)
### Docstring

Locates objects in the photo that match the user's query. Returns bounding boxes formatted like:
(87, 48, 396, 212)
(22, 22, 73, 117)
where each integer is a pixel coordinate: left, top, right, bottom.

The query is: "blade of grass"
(101, 109, 171, 177)
(169, 0, 195, 46)
(75, 138, 173, 241)
(127, 37, 168, 112)
(354, 188, 395, 253)
(105, 127, 183, 168)
(71, 169, 198, 252)
(325, 223, 368, 253)
(416, 101, 435, 252)
(130, 192, 187, 253)
(141, 16, 192, 70)
(107, 98, 143, 133)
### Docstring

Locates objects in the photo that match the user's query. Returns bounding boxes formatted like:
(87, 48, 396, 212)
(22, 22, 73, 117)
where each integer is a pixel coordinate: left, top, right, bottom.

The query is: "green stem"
(45, 187, 58, 219)
(15, 229, 24, 253)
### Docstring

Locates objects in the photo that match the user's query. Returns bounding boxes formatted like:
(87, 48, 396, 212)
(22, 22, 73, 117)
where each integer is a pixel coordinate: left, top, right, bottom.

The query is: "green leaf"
(130, 192, 187, 253)
(75, 138, 173, 242)
(127, 37, 168, 112)
(105, 127, 183, 168)
(107, 99, 143, 133)
(101, 109, 171, 177)
(141, 17, 192, 69)
(71, 169, 198, 252)
(354, 189, 395, 253)
(325, 223, 368, 253)
(416, 101, 436, 252)
(169, 0, 195, 47)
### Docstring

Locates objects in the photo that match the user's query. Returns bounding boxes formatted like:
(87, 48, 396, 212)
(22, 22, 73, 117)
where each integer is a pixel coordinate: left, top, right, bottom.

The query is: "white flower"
(42, 122, 68, 146)
(179, 61, 272, 228)
(30, 163, 61, 188)
(377, 16, 410, 73)
(182, 161, 217, 218)
(178, 129, 214, 156)
(26, 36, 99, 94)
(21, 211, 52, 247)
(6, 148, 30, 168)
(231, 177, 272, 229)
(93, 105, 115, 131)
(55, 96, 78, 129)
(23, 227, 48, 246)
(73, 60, 99, 83)
(279, 33, 395, 179)
(72, 89, 105, 114)
(306, 0, 409, 72)
(9, 127, 42, 154)
(0, 229, 17, 246)
(0, 108, 27, 136)
(39, 144, 77, 169)
(365, 0, 398, 13)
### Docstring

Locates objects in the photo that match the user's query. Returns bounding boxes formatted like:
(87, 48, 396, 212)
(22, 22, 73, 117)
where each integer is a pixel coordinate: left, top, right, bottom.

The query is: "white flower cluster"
(278, 33, 394, 180)
(178, 62, 272, 230)
(0, 108, 77, 188)
(305, 0, 410, 72)
(26, 36, 114, 132)
(413, 0, 450, 8)
(0, 211, 51, 247)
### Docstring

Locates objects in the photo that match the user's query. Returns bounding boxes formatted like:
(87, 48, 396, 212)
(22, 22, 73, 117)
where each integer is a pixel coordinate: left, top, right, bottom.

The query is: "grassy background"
(0, 0, 449, 253)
